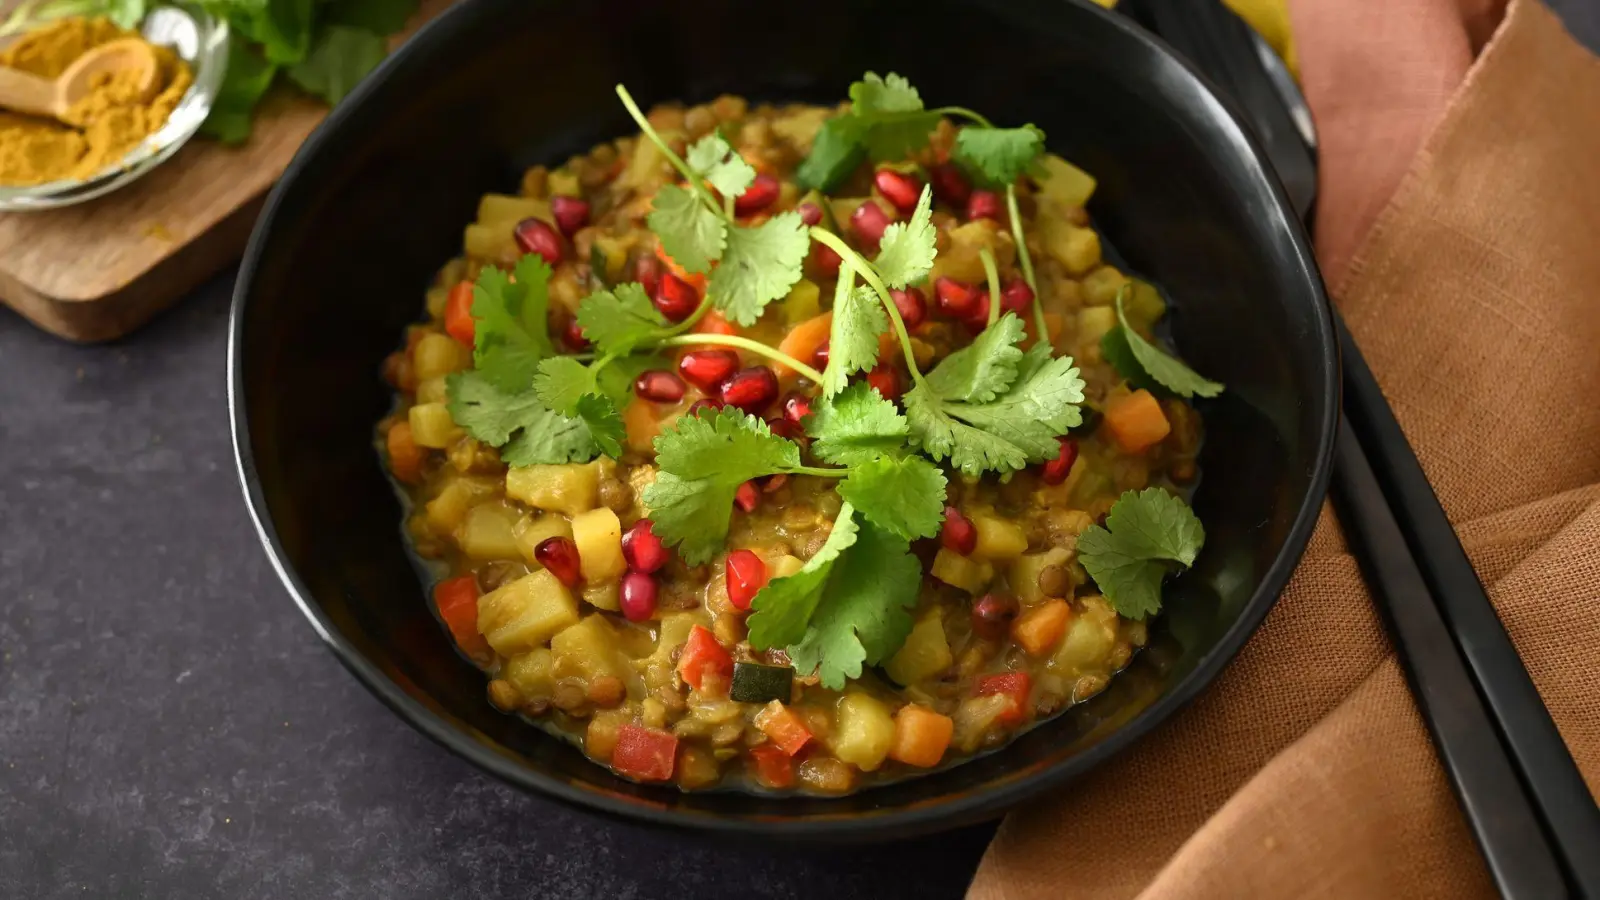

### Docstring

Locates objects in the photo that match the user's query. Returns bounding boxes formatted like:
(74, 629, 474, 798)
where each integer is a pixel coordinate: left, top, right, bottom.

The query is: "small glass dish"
(0, 3, 228, 212)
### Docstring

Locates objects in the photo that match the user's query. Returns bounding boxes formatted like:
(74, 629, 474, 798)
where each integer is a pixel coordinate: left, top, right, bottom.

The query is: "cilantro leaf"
(1077, 488, 1205, 619)
(838, 455, 946, 540)
(747, 505, 861, 651)
(471, 255, 554, 391)
(924, 312, 1026, 403)
(324, 0, 418, 33)
(795, 115, 867, 191)
(446, 372, 600, 466)
(643, 410, 803, 563)
(954, 125, 1046, 186)
(575, 283, 668, 356)
(820, 266, 887, 397)
(806, 383, 908, 465)
(575, 393, 625, 459)
(788, 518, 922, 689)
(873, 185, 936, 288)
(685, 134, 757, 200)
(648, 184, 726, 275)
(707, 212, 809, 326)
(533, 356, 593, 415)
(285, 25, 386, 105)
(1102, 292, 1224, 399)
(849, 72, 942, 161)
(849, 71, 925, 115)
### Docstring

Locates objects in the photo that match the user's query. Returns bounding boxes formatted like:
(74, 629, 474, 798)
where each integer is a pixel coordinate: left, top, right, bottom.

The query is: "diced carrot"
(748, 744, 796, 789)
(693, 309, 739, 336)
(612, 724, 679, 782)
(775, 311, 831, 377)
(386, 420, 425, 484)
(753, 700, 813, 756)
(433, 575, 488, 658)
(1104, 388, 1172, 453)
(655, 243, 707, 291)
(1011, 599, 1071, 657)
(444, 281, 476, 346)
(622, 396, 662, 454)
(888, 704, 954, 768)
(677, 625, 734, 693)
(975, 672, 1033, 726)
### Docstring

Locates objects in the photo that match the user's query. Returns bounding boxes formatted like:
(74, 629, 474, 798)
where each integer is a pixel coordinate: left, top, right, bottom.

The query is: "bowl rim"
(228, 0, 1339, 837)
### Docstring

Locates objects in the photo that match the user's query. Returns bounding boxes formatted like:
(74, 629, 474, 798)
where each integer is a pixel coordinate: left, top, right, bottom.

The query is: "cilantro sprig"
(1101, 288, 1225, 399)
(1077, 489, 1206, 619)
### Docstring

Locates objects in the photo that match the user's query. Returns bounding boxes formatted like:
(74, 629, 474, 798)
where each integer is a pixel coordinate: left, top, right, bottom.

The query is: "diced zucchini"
(505, 464, 599, 517)
(409, 403, 462, 449)
(463, 223, 515, 261)
(829, 693, 895, 772)
(571, 507, 624, 582)
(412, 333, 471, 381)
(551, 614, 627, 681)
(591, 235, 630, 283)
(783, 279, 822, 325)
(730, 662, 794, 704)
(477, 569, 579, 656)
(513, 513, 575, 565)
(1081, 266, 1128, 307)
(477, 194, 552, 227)
(971, 515, 1028, 563)
(884, 613, 953, 686)
(457, 503, 522, 560)
(501, 648, 554, 698)
(1037, 153, 1097, 209)
(1010, 547, 1072, 606)
(582, 580, 620, 612)
(426, 477, 499, 534)
(931, 548, 994, 594)
(1051, 594, 1119, 677)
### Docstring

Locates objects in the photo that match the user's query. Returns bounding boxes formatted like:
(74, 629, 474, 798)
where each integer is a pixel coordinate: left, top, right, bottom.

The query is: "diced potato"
(768, 554, 804, 580)
(506, 464, 599, 517)
(971, 515, 1028, 563)
(620, 130, 677, 188)
(501, 648, 555, 698)
(771, 107, 830, 150)
(415, 376, 449, 405)
(1011, 547, 1073, 606)
(582, 580, 620, 612)
(829, 693, 895, 772)
(477, 194, 552, 227)
(571, 507, 624, 582)
(551, 614, 627, 681)
(952, 694, 1013, 753)
(885, 613, 953, 686)
(513, 513, 574, 565)
(412, 333, 471, 381)
(547, 169, 580, 197)
(1046, 223, 1102, 275)
(783, 279, 822, 325)
(675, 746, 722, 789)
(425, 285, 450, 318)
(933, 219, 1011, 284)
(1082, 266, 1129, 307)
(653, 611, 710, 661)
(409, 403, 462, 449)
(585, 708, 631, 761)
(1012, 599, 1072, 657)
(1037, 154, 1098, 209)
(478, 569, 579, 656)
(1052, 595, 1119, 677)
(931, 548, 994, 595)
(458, 503, 523, 560)
(464, 223, 516, 261)
(1123, 279, 1168, 330)
(1076, 306, 1117, 348)
(426, 477, 499, 534)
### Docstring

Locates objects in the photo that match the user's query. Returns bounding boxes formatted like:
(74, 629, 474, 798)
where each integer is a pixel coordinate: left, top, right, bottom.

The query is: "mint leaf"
(838, 455, 946, 540)
(686, 134, 757, 199)
(788, 518, 922, 689)
(873, 185, 936, 288)
(806, 383, 908, 466)
(471, 255, 554, 391)
(201, 36, 278, 144)
(1103, 292, 1224, 399)
(708, 211, 809, 326)
(446, 372, 600, 466)
(575, 283, 668, 357)
(1077, 488, 1206, 619)
(820, 265, 887, 397)
(533, 356, 593, 415)
(286, 25, 386, 105)
(924, 311, 1026, 403)
(648, 184, 726, 275)
(796, 115, 867, 191)
(954, 125, 1046, 186)
(747, 505, 861, 651)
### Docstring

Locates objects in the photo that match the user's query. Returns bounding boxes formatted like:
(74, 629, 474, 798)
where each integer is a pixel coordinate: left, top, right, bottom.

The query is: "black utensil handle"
(1338, 317, 1600, 896)
(1331, 423, 1570, 898)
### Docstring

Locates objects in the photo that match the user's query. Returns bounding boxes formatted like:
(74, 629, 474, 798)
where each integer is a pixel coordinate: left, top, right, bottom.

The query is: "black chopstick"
(1338, 317, 1600, 896)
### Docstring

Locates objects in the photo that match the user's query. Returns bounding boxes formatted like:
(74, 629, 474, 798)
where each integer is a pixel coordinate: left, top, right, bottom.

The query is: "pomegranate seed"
(513, 218, 564, 266)
(734, 481, 761, 513)
(719, 366, 779, 414)
(562, 316, 590, 351)
(874, 168, 922, 215)
(797, 202, 824, 226)
(812, 341, 830, 369)
(760, 473, 789, 494)
(971, 593, 1021, 640)
(687, 398, 723, 417)
(734, 173, 780, 216)
(1001, 278, 1034, 315)
(535, 536, 582, 587)
(850, 201, 892, 250)
(634, 369, 686, 404)
(941, 506, 977, 556)
(782, 392, 812, 423)
(678, 350, 740, 392)
(551, 196, 590, 236)
(966, 190, 1002, 222)
(866, 365, 902, 402)
(620, 572, 659, 622)
(963, 295, 993, 333)
(725, 549, 767, 611)
(891, 287, 927, 330)
(767, 417, 808, 447)
(622, 519, 667, 573)
(1041, 437, 1079, 485)
(935, 277, 981, 319)
(634, 254, 662, 299)
(811, 243, 842, 278)
(930, 162, 972, 208)
(654, 272, 699, 322)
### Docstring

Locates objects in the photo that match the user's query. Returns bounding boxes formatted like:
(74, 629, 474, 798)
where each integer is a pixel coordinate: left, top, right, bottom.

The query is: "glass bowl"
(0, 3, 228, 212)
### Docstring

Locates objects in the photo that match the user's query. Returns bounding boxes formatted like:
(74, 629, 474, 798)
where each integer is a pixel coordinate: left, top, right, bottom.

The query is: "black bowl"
(230, 0, 1337, 838)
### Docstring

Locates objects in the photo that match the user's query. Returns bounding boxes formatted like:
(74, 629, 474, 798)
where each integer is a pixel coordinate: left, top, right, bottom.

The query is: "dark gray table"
(0, 276, 994, 899)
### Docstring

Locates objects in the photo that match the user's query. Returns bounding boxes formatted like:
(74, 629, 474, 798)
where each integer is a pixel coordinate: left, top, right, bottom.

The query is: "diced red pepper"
(443, 281, 476, 347)
(611, 724, 679, 782)
(749, 744, 795, 789)
(975, 672, 1033, 726)
(753, 700, 813, 756)
(433, 575, 486, 657)
(676, 625, 734, 692)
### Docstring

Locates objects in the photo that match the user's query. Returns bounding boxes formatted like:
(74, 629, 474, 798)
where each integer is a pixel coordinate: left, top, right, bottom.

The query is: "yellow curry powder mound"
(0, 17, 194, 187)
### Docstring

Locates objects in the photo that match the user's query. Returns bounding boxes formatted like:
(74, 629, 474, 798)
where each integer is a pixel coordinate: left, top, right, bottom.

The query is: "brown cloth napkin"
(969, 0, 1600, 896)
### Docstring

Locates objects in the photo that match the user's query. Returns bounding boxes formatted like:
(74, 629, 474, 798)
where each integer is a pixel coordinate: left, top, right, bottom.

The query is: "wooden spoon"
(0, 38, 159, 122)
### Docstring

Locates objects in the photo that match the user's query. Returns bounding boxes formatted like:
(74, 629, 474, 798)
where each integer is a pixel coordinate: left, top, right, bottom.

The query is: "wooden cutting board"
(0, 0, 453, 343)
